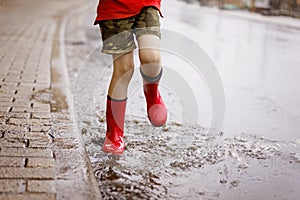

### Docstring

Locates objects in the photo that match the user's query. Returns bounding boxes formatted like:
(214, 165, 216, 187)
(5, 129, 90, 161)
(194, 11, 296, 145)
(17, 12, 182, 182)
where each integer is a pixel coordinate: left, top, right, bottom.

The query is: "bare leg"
(108, 52, 134, 99)
(138, 34, 161, 78)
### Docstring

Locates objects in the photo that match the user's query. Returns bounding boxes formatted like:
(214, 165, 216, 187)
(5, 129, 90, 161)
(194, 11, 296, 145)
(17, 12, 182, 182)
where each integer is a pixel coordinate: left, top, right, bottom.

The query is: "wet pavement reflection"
(66, 0, 300, 199)
(162, 0, 300, 141)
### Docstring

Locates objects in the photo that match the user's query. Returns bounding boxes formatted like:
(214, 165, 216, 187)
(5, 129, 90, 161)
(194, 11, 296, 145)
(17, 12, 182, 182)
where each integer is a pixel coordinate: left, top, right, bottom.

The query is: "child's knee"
(113, 53, 135, 77)
(114, 62, 134, 78)
(140, 50, 161, 65)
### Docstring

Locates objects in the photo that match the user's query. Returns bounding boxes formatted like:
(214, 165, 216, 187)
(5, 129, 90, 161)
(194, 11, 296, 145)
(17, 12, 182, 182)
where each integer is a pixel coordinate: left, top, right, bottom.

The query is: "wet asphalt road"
(65, 0, 300, 199)
(162, 0, 300, 142)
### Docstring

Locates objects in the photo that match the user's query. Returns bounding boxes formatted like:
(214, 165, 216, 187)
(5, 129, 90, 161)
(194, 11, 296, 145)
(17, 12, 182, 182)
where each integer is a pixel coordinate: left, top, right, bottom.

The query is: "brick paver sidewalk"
(0, 0, 101, 199)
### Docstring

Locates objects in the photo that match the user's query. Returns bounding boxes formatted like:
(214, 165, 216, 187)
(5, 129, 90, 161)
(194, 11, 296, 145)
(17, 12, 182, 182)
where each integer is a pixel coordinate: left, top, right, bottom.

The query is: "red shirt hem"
(94, 0, 162, 24)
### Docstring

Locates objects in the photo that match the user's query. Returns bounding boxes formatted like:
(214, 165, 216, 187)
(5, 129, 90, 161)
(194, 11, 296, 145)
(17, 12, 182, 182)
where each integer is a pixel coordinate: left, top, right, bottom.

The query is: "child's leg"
(99, 17, 137, 154)
(108, 52, 134, 100)
(103, 52, 134, 154)
(137, 35, 167, 127)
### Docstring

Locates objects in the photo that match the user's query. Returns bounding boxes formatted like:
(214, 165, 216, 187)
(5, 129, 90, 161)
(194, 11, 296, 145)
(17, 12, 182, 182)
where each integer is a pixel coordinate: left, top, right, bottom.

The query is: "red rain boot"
(144, 82, 167, 127)
(103, 96, 126, 154)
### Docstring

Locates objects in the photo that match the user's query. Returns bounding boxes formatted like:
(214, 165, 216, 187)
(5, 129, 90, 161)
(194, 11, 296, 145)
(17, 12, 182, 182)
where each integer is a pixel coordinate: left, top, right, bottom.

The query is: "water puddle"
(83, 118, 300, 199)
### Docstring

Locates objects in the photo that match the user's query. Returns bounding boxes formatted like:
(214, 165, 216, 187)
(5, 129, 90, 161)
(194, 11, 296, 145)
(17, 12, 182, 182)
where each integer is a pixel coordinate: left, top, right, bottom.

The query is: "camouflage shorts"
(99, 6, 161, 54)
